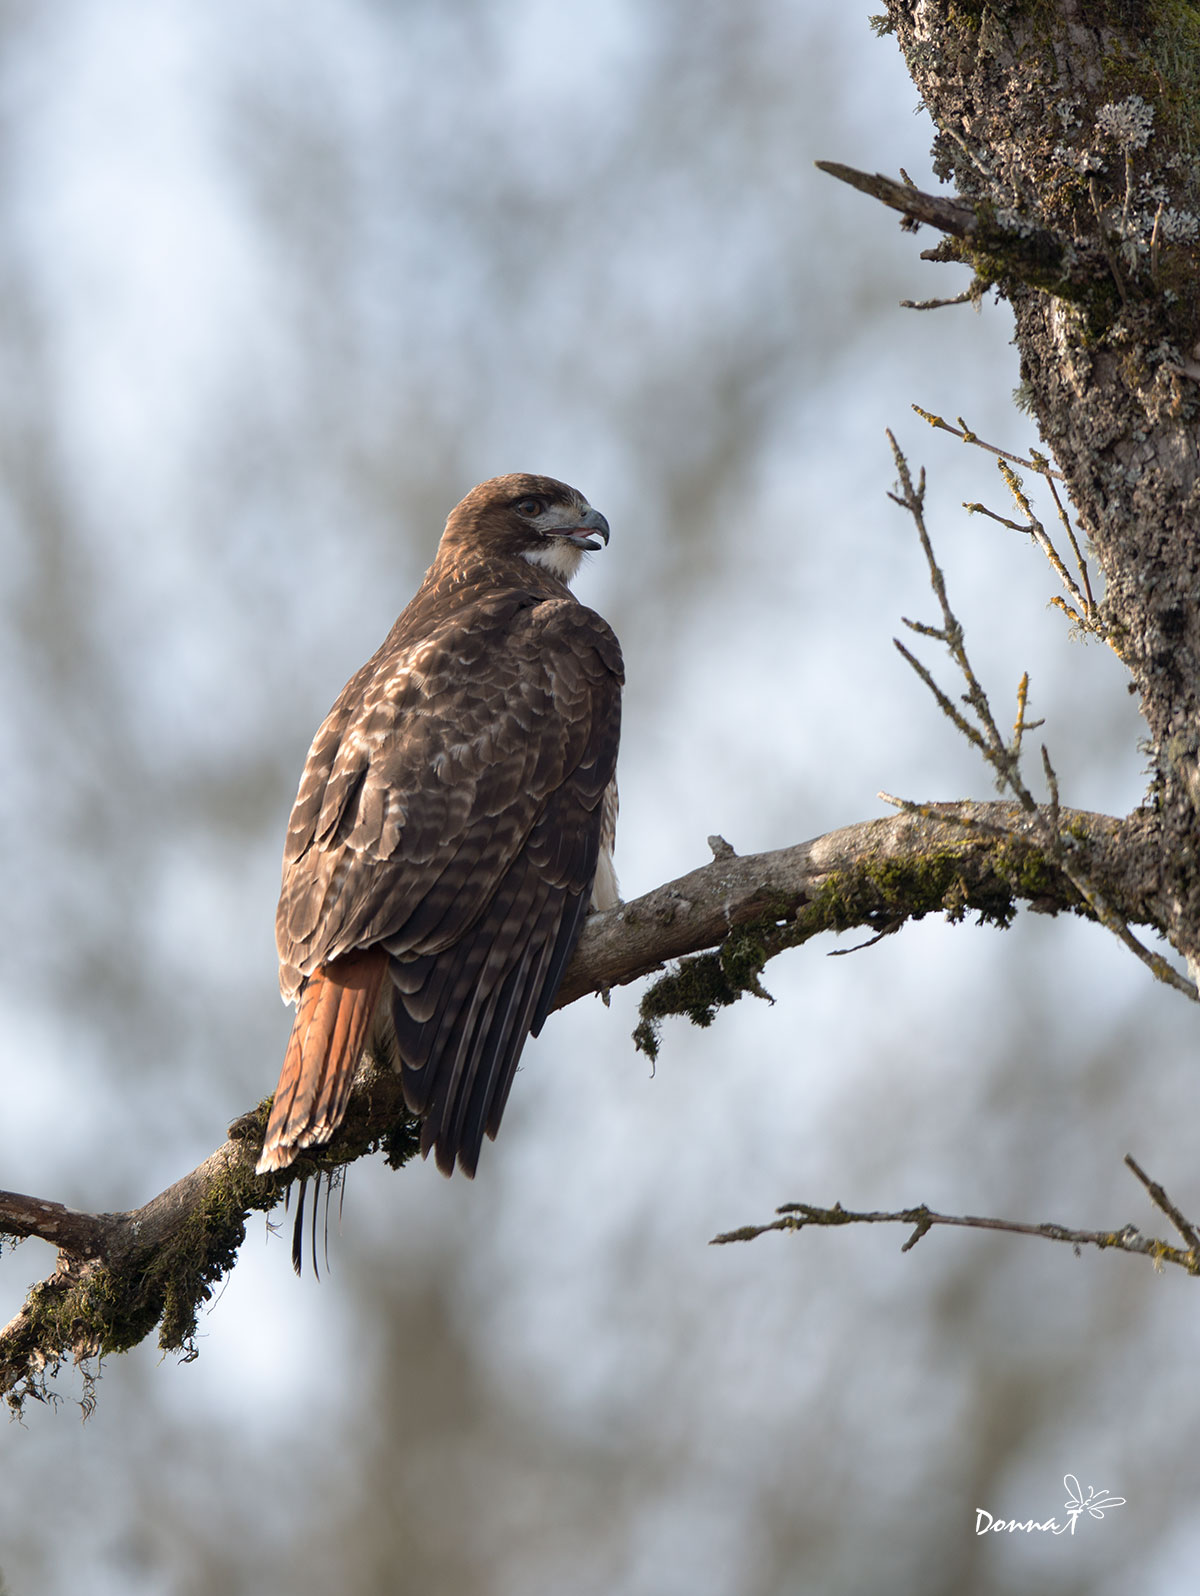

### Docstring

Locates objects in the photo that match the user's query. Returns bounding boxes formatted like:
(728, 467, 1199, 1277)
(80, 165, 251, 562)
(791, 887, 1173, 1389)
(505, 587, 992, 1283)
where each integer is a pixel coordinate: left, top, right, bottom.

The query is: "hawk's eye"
(513, 496, 545, 518)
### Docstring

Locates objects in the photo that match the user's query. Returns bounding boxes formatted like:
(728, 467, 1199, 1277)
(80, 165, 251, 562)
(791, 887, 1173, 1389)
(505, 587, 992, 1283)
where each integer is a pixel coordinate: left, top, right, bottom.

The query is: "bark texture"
(883, 0, 1200, 968)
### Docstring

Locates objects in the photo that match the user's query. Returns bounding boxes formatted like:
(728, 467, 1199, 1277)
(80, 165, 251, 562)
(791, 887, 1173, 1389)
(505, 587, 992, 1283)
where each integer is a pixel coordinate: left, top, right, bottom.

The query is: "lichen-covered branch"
(0, 800, 1147, 1411)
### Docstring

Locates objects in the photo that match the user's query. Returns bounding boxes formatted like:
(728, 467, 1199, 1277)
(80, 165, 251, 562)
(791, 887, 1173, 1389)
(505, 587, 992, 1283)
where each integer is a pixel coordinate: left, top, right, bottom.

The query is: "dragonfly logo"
(975, 1475, 1126, 1536)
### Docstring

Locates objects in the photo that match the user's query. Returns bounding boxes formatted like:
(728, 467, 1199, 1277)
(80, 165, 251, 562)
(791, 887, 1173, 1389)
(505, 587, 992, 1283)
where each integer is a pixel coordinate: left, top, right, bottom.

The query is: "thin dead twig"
(712, 1157, 1200, 1277)
(887, 431, 1031, 803)
(815, 161, 978, 236)
(995, 459, 1102, 636)
(814, 161, 1064, 280)
(900, 290, 979, 311)
(1042, 469, 1096, 615)
(912, 404, 1065, 479)
(1125, 1153, 1200, 1252)
(912, 404, 1099, 628)
(886, 431, 1197, 1002)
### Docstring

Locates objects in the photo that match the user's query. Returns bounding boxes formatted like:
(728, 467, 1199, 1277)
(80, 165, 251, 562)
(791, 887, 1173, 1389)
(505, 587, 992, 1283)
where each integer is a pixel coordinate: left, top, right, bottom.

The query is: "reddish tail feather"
(256, 949, 388, 1175)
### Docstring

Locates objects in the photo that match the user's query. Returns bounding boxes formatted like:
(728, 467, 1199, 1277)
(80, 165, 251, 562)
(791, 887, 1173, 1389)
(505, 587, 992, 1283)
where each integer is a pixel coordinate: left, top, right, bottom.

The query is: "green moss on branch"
(634, 838, 1084, 1059)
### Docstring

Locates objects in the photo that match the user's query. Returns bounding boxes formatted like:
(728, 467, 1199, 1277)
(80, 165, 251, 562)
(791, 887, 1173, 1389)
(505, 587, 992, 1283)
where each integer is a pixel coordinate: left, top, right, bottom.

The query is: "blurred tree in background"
(1, 4, 1196, 1594)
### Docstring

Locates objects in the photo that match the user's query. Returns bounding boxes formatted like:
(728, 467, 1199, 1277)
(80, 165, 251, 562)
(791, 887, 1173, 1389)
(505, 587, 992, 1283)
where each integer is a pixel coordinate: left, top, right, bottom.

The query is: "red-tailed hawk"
(256, 474, 622, 1179)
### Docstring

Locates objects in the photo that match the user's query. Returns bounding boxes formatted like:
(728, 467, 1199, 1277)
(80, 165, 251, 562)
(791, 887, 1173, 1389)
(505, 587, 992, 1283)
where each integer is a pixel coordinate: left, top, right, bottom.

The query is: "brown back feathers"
(257, 475, 622, 1178)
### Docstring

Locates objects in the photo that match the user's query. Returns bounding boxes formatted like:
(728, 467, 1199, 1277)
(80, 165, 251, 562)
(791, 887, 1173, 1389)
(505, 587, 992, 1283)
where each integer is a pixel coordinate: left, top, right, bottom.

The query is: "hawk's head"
(440, 473, 610, 584)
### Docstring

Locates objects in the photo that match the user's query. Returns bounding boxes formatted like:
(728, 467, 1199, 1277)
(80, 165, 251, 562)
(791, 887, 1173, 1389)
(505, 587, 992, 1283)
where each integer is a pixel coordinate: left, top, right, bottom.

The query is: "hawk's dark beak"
(553, 506, 610, 552)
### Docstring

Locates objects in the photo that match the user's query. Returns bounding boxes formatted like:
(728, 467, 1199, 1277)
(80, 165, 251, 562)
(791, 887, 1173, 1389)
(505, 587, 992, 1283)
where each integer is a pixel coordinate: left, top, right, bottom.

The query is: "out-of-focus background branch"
(0, 5, 1192, 1593)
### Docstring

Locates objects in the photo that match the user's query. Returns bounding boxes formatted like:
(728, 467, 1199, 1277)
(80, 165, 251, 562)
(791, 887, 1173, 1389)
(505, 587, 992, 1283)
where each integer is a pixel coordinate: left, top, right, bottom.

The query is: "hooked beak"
(552, 505, 610, 552)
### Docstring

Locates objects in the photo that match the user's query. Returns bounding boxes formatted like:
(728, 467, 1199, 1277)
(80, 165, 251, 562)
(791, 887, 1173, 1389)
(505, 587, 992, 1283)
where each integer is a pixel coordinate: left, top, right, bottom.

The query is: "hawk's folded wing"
(271, 588, 622, 1174)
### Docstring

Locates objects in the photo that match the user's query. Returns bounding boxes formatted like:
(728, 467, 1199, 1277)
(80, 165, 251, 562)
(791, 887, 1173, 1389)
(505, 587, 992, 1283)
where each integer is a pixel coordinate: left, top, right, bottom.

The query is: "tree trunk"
(883, 0, 1200, 973)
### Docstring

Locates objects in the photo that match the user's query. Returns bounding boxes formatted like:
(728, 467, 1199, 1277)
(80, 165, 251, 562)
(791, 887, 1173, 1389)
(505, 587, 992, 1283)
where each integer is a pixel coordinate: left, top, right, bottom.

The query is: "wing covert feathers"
(261, 525, 622, 1182)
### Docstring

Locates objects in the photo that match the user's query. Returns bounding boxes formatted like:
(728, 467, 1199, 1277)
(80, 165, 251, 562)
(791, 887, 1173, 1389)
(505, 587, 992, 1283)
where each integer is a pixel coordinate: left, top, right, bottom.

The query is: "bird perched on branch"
(256, 474, 622, 1179)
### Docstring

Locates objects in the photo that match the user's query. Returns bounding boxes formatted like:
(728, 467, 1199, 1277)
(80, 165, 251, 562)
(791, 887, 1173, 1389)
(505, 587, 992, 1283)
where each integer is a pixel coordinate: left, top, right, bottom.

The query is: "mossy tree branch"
(0, 797, 1152, 1411)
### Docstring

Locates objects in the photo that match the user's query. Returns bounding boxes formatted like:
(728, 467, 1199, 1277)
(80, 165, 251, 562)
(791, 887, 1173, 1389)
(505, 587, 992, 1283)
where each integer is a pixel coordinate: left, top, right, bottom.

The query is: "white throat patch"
(523, 541, 583, 583)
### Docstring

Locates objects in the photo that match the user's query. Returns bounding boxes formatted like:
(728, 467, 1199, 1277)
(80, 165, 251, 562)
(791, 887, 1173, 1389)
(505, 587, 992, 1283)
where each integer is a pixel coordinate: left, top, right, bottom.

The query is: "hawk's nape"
(256, 474, 622, 1180)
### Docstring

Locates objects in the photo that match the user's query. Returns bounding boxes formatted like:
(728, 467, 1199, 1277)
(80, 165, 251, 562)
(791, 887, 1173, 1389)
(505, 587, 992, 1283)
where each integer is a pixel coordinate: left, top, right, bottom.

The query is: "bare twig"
(919, 410, 1106, 643)
(888, 431, 1031, 802)
(999, 461, 1087, 605)
(892, 639, 991, 758)
(1011, 673, 1044, 762)
(1080, 895, 1199, 998)
(711, 1160, 1200, 1277)
(887, 432, 1197, 1003)
(900, 290, 978, 311)
(876, 792, 1012, 841)
(1042, 745, 1062, 835)
(814, 161, 1064, 280)
(912, 405, 1066, 479)
(1124, 1154, 1200, 1252)
(995, 460, 1104, 637)
(815, 161, 978, 236)
(961, 501, 1027, 534)
(1041, 469, 1096, 613)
